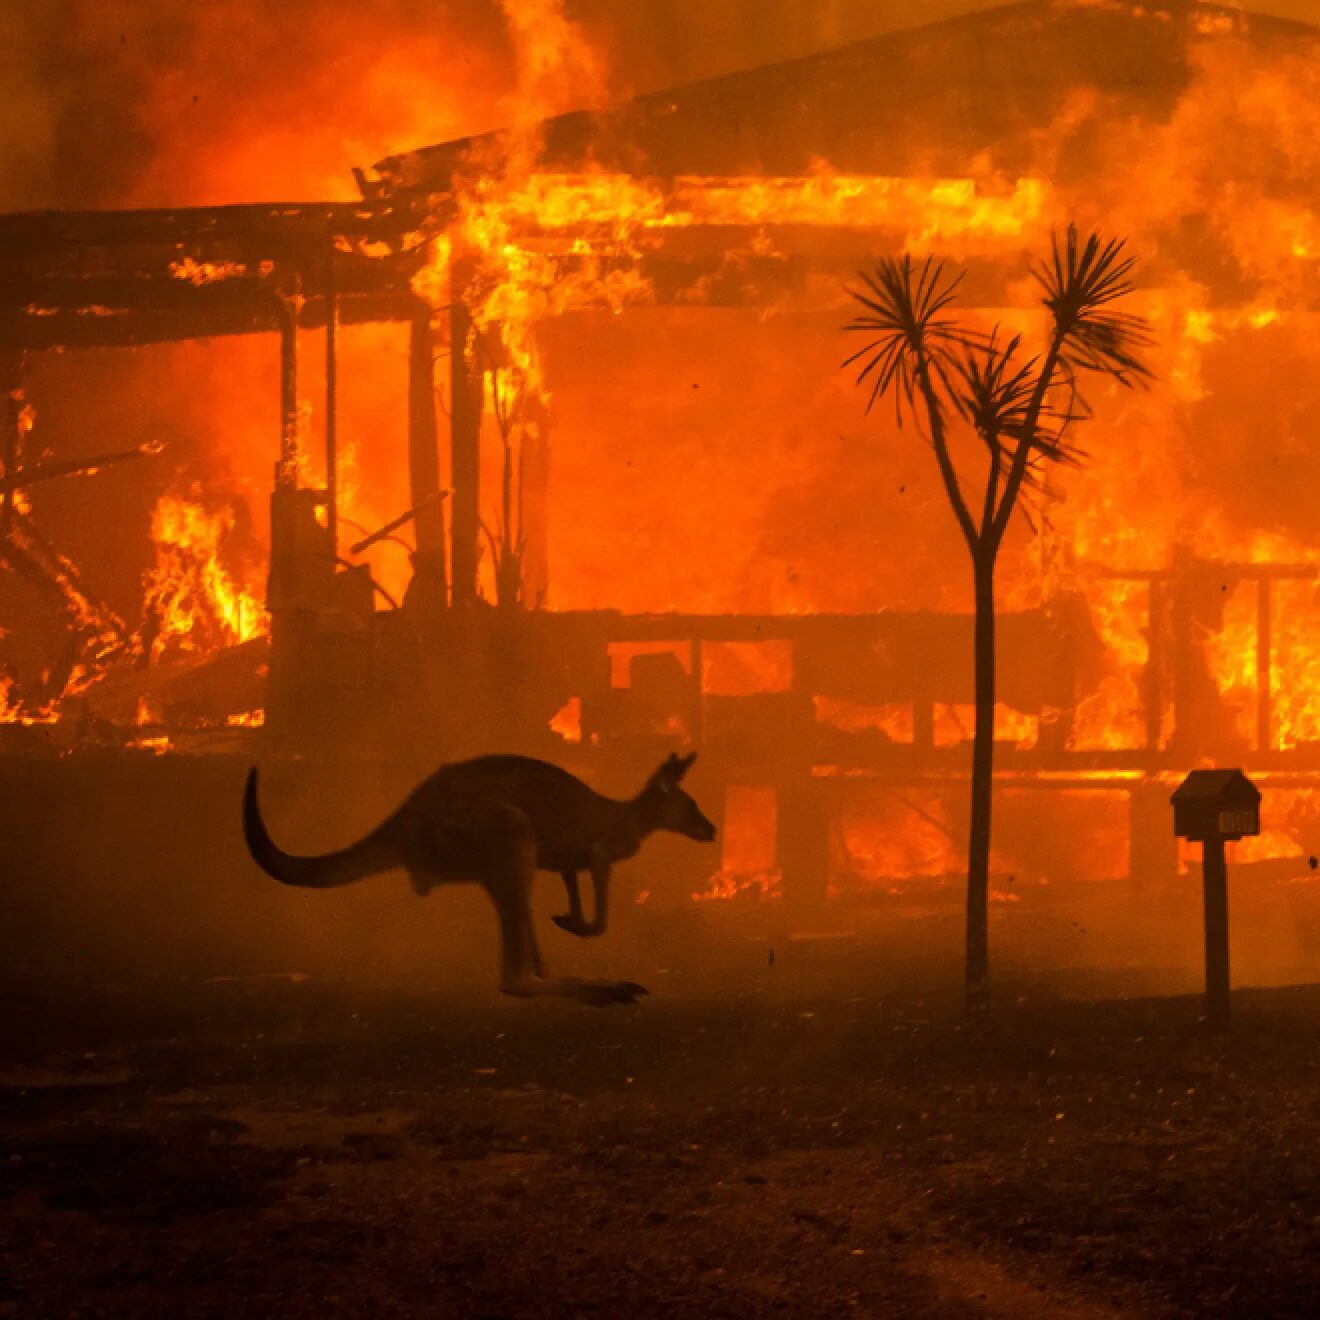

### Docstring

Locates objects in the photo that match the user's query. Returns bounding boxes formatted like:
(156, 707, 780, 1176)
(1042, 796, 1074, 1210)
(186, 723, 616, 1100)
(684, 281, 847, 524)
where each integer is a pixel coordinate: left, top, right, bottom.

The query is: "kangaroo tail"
(243, 768, 398, 889)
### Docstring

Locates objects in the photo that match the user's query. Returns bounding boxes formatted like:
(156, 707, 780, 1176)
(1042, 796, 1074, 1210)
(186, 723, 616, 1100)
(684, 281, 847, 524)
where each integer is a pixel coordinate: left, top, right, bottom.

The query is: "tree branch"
(919, 360, 979, 553)
(989, 335, 1062, 550)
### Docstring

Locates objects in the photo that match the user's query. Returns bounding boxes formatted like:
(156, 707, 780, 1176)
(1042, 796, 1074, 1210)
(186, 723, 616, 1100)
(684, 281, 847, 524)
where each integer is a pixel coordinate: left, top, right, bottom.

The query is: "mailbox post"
(1171, 769, 1261, 1031)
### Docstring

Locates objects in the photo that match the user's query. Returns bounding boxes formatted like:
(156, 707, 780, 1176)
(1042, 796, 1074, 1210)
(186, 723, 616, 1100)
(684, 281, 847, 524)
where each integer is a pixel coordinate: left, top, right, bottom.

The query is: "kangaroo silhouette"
(244, 752, 717, 1005)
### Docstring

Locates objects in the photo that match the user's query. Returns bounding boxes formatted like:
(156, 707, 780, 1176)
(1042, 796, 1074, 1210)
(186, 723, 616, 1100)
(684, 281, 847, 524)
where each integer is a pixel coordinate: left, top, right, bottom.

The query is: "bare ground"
(2, 976, 1319, 1319)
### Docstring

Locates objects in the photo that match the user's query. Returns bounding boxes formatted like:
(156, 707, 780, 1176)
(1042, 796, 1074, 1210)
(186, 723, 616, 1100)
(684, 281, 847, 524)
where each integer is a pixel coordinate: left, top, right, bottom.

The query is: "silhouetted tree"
(481, 364, 529, 610)
(845, 227, 1152, 1013)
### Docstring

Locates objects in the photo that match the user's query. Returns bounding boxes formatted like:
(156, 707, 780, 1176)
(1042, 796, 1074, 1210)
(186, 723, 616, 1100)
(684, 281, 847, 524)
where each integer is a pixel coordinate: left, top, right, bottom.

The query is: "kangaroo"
(243, 752, 717, 1006)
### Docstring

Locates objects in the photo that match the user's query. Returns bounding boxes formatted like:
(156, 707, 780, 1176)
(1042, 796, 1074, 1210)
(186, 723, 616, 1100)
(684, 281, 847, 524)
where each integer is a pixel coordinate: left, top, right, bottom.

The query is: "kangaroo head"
(642, 752, 717, 843)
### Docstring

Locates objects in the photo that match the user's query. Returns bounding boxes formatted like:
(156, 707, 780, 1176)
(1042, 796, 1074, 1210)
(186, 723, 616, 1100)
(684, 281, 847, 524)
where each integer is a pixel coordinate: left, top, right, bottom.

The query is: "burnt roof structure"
(367, 0, 1315, 195)
(1, 1, 1313, 355)
(0, 200, 425, 352)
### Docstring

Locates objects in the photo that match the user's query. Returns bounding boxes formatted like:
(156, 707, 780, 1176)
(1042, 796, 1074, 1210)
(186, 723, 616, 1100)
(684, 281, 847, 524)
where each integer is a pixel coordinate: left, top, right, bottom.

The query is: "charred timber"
(349, 491, 449, 557)
(0, 289, 419, 352)
(0, 200, 421, 256)
(0, 444, 160, 495)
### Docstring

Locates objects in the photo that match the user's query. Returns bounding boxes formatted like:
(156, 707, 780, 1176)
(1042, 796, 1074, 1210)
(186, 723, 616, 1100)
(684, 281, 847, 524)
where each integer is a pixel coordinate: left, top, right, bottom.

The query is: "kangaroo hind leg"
(463, 804, 645, 1006)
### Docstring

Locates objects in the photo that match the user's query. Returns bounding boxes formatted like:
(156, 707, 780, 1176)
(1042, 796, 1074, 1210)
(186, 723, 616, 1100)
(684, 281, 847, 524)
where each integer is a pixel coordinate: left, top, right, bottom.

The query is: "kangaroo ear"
(653, 752, 696, 787)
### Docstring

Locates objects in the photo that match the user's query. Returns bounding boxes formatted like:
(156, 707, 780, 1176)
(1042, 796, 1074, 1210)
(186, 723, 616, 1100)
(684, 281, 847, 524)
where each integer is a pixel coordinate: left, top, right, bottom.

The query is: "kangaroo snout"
(692, 814, 718, 844)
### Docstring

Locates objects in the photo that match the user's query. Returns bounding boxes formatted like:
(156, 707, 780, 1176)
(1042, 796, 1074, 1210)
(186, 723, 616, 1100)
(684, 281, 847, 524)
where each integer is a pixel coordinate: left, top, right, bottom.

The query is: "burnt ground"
(2, 973, 1319, 1320)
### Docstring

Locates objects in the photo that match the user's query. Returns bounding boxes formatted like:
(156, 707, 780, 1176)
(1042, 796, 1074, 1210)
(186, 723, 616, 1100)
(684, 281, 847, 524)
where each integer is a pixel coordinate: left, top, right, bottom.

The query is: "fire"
(142, 494, 266, 663)
(9, 0, 1320, 956)
(415, 169, 1049, 407)
(0, 675, 56, 726)
(169, 257, 249, 285)
(1071, 578, 1150, 752)
(694, 784, 781, 902)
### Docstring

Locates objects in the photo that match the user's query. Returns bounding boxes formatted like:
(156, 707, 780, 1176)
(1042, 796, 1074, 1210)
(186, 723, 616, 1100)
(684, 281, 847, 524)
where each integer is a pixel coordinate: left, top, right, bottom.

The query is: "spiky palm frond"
(843, 255, 980, 427)
(1033, 226, 1154, 385)
(953, 333, 1084, 485)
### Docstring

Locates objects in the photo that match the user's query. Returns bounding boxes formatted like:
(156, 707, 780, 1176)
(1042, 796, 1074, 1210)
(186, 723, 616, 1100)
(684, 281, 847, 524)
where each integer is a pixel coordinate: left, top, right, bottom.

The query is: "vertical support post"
(781, 641, 829, 909)
(1171, 547, 1194, 756)
(408, 300, 447, 568)
(324, 242, 338, 558)
(1, 353, 22, 536)
(1256, 578, 1271, 756)
(1201, 836, 1231, 1032)
(1146, 578, 1165, 756)
(913, 694, 935, 762)
(1038, 544, 1077, 765)
(689, 637, 705, 749)
(521, 391, 550, 608)
(448, 256, 482, 605)
(277, 296, 299, 490)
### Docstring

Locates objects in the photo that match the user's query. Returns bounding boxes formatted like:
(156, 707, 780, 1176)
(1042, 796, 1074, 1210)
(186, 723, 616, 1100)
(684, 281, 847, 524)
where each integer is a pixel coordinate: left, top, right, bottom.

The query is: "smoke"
(0, 1, 517, 211)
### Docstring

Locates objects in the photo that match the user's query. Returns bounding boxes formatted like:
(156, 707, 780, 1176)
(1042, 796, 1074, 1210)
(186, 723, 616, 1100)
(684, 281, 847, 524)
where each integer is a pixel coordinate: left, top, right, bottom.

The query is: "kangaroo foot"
(552, 913, 605, 938)
(501, 975, 646, 1006)
(554, 977, 647, 1007)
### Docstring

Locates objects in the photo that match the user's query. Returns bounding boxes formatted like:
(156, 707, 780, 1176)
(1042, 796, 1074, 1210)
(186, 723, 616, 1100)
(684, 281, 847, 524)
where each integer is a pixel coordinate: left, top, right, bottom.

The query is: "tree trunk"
(966, 549, 997, 1015)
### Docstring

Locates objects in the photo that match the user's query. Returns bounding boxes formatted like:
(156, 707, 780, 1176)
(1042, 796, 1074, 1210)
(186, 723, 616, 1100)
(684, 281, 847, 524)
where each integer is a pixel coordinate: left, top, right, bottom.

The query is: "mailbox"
(1170, 767, 1261, 1032)
(1171, 769, 1261, 843)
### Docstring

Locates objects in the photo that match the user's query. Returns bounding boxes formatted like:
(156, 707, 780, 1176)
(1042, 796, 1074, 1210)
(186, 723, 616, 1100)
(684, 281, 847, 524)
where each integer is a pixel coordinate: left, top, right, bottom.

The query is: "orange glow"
(548, 695, 582, 743)
(695, 784, 780, 902)
(11, 1, 1320, 939)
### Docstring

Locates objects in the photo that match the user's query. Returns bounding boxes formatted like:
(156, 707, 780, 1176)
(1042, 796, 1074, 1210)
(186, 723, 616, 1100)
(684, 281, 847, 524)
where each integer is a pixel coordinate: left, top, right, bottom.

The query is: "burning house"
(2, 0, 1320, 978)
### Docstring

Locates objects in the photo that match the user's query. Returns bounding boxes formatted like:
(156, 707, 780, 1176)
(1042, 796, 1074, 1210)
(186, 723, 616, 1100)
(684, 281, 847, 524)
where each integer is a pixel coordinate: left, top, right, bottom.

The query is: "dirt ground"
(2, 970, 1319, 1319)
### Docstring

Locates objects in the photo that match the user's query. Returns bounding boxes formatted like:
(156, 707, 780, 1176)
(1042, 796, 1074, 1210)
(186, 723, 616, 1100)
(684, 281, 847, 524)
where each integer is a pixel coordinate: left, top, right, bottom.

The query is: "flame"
(1071, 577, 1151, 751)
(169, 257, 248, 285)
(143, 494, 266, 662)
(548, 694, 582, 742)
(0, 675, 57, 726)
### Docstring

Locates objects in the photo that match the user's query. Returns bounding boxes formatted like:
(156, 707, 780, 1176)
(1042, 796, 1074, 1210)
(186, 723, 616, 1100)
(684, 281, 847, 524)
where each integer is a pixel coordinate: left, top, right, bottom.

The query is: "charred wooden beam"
(0, 243, 418, 304)
(276, 296, 298, 490)
(0, 513, 132, 670)
(521, 392, 550, 608)
(349, 491, 448, 557)
(0, 289, 418, 352)
(325, 239, 339, 558)
(449, 259, 483, 607)
(77, 636, 268, 724)
(408, 301, 447, 567)
(0, 442, 160, 495)
(0, 200, 416, 257)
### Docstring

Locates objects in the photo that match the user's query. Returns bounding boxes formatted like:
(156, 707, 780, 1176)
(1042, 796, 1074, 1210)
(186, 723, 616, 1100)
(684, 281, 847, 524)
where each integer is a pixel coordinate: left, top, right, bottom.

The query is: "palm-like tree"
(844, 227, 1152, 1014)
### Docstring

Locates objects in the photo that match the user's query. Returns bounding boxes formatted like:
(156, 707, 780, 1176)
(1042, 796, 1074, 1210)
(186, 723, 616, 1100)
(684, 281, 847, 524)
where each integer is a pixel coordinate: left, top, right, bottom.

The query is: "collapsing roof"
(2, 1, 1313, 353)
(366, 0, 1311, 194)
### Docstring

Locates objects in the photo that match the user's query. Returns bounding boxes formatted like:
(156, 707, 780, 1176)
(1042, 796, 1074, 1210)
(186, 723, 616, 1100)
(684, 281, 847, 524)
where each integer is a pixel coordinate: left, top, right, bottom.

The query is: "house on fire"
(1, 0, 1318, 908)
